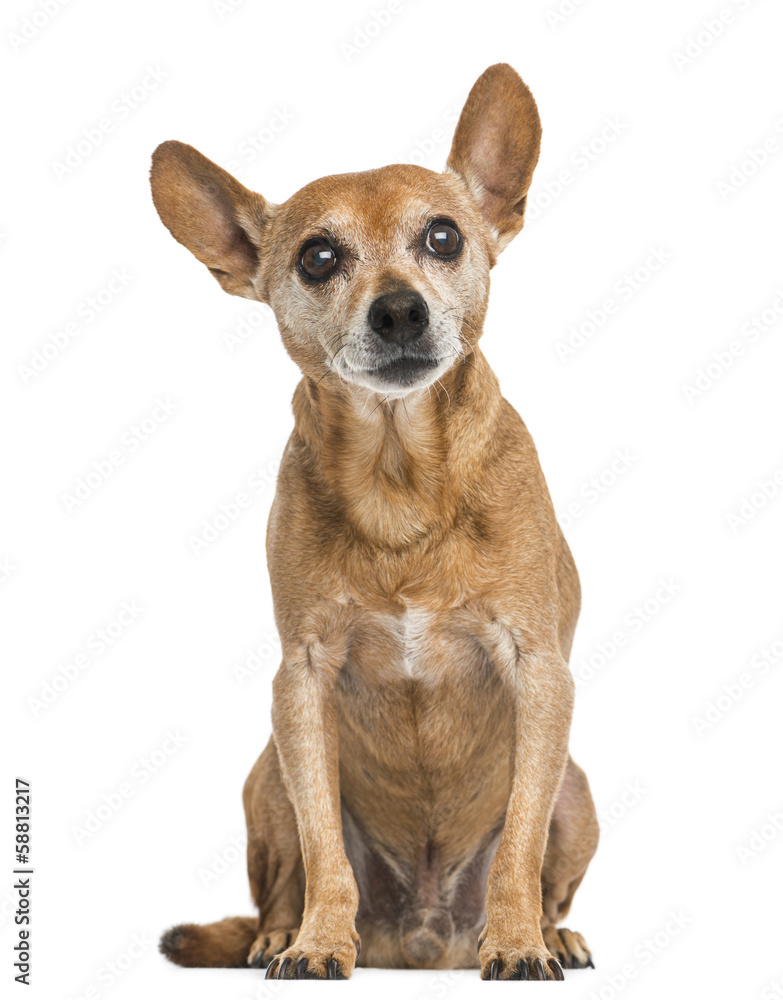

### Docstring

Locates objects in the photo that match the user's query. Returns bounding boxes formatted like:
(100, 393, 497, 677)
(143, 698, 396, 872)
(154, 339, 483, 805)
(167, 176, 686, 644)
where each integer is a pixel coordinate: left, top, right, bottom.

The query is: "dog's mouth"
(361, 356, 443, 387)
(334, 343, 456, 396)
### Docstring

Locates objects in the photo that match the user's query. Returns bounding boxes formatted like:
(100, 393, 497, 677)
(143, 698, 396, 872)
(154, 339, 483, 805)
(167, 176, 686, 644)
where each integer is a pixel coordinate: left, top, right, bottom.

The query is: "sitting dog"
(151, 63, 599, 981)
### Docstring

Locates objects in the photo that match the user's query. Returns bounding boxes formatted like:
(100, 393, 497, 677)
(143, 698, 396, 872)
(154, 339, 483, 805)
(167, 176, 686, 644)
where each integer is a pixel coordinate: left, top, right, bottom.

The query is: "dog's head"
(150, 64, 541, 397)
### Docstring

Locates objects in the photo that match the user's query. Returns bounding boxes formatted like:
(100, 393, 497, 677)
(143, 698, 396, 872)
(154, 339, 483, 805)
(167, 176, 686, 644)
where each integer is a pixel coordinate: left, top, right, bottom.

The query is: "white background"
(2, 0, 783, 998)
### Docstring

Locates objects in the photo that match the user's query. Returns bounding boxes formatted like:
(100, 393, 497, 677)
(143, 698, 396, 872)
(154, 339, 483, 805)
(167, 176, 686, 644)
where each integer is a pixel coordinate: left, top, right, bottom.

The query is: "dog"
(150, 63, 599, 981)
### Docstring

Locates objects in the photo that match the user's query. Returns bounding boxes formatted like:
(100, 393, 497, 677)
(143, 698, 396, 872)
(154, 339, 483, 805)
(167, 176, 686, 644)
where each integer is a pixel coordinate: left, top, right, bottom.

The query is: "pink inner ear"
(460, 134, 523, 237)
(459, 115, 539, 238)
(471, 126, 521, 202)
(192, 177, 259, 276)
(446, 65, 541, 241)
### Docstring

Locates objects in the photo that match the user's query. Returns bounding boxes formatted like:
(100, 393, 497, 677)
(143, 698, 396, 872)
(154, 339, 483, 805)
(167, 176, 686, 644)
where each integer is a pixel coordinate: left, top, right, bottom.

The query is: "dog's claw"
(486, 951, 568, 980)
(266, 953, 347, 979)
(249, 951, 265, 970)
(586, 955, 595, 969)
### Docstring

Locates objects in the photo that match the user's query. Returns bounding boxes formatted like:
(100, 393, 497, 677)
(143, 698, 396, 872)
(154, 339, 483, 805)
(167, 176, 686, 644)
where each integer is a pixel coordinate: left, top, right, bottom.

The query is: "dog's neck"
(291, 348, 503, 548)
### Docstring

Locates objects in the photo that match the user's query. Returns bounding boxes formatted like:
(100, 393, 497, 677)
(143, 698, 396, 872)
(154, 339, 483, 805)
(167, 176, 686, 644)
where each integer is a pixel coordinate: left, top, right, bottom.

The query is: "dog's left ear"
(446, 64, 541, 252)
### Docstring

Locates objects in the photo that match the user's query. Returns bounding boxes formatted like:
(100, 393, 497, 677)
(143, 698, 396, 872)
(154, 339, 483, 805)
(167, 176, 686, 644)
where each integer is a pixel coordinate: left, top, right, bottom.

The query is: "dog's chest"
(336, 597, 514, 851)
(344, 600, 493, 687)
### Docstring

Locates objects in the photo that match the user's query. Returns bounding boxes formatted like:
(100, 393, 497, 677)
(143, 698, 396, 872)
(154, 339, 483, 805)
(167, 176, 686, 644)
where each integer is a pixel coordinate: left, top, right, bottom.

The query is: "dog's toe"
(263, 933, 359, 979)
(542, 925, 594, 970)
(247, 927, 298, 969)
(479, 939, 565, 981)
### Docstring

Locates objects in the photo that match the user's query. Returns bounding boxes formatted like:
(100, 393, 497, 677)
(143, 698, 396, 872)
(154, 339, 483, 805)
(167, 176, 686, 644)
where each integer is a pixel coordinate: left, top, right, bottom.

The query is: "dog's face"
(150, 64, 541, 397)
(264, 166, 495, 396)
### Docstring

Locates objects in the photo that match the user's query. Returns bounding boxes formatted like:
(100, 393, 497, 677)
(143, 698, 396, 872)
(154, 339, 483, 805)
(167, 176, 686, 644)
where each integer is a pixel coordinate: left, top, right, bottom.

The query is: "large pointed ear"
(446, 64, 541, 252)
(150, 140, 274, 298)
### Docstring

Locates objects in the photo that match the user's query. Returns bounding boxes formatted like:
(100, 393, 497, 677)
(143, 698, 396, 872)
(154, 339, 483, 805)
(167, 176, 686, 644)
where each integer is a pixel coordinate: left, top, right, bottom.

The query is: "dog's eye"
(426, 220, 462, 258)
(299, 240, 338, 281)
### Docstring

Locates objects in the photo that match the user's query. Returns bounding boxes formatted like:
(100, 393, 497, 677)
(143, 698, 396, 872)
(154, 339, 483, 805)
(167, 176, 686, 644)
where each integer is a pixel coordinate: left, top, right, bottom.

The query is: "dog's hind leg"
(159, 737, 304, 969)
(540, 756, 599, 970)
(243, 736, 305, 967)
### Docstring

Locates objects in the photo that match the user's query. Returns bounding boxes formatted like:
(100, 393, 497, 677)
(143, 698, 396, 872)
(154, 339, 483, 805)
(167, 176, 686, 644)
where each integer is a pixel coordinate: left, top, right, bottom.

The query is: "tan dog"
(151, 63, 599, 981)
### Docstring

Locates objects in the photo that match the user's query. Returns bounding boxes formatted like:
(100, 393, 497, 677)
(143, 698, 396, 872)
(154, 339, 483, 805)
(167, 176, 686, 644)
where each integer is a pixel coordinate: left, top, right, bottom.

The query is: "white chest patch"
(398, 605, 434, 679)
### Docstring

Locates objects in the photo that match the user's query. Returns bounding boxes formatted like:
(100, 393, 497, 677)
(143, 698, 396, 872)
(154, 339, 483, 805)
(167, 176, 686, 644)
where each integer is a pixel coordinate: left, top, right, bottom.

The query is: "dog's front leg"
(264, 629, 360, 980)
(479, 630, 574, 981)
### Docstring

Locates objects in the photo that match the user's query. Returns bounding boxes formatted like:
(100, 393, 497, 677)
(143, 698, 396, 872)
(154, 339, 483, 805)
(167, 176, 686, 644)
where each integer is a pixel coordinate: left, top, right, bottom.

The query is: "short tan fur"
(151, 63, 599, 981)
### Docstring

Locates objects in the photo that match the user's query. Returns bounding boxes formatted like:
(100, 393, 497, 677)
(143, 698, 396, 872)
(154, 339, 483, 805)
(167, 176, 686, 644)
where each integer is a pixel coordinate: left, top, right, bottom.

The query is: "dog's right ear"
(150, 141, 274, 299)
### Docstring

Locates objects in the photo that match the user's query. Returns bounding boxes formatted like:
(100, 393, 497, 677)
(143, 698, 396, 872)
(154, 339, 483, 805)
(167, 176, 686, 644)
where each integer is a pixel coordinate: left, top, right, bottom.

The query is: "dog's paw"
(263, 931, 361, 979)
(478, 933, 564, 980)
(247, 927, 300, 969)
(543, 925, 594, 970)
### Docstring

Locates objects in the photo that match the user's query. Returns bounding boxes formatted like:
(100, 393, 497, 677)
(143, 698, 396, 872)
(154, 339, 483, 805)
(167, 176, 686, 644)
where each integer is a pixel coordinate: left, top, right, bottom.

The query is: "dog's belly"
(335, 605, 514, 964)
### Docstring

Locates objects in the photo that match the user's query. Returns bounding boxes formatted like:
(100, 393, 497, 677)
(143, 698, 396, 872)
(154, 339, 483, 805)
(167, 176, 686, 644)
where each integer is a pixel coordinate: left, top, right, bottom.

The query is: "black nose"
(368, 289, 429, 346)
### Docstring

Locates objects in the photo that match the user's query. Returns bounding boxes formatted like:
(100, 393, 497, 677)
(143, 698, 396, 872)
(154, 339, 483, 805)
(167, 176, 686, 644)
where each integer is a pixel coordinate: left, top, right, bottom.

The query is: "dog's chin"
(340, 356, 451, 397)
